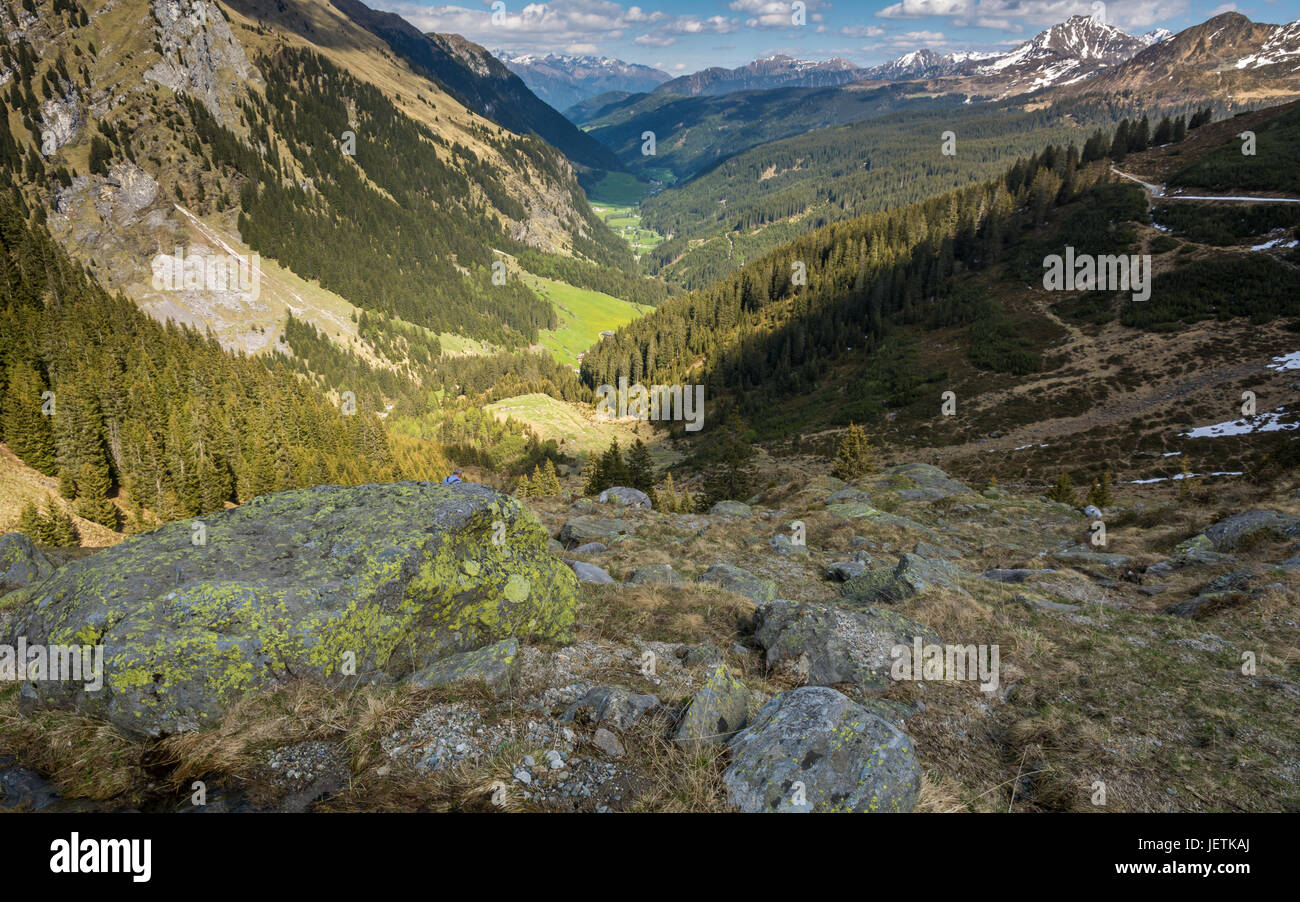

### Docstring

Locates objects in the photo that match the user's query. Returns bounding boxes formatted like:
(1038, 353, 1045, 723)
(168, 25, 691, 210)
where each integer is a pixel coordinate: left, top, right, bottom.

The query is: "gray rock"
(570, 542, 608, 556)
(597, 486, 653, 510)
(0, 757, 60, 812)
(826, 487, 871, 505)
(724, 687, 921, 813)
(768, 534, 809, 557)
(1172, 534, 1233, 566)
(675, 665, 752, 750)
(826, 560, 867, 581)
(568, 561, 616, 584)
(1, 482, 579, 737)
(982, 568, 1057, 583)
(753, 601, 941, 690)
(709, 500, 753, 518)
(626, 564, 688, 586)
(592, 728, 625, 758)
(561, 686, 661, 731)
(681, 643, 724, 668)
(0, 533, 53, 596)
(696, 564, 776, 603)
(558, 517, 633, 548)
(1204, 511, 1300, 551)
(1082, 505, 1103, 519)
(405, 639, 520, 694)
(842, 554, 966, 603)
(1052, 548, 1131, 568)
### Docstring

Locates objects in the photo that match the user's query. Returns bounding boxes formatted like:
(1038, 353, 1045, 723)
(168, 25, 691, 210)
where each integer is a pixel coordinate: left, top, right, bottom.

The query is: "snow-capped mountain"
(651, 54, 871, 97)
(1056, 13, 1300, 102)
(495, 52, 670, 111)
(863, 16, 1170, 92)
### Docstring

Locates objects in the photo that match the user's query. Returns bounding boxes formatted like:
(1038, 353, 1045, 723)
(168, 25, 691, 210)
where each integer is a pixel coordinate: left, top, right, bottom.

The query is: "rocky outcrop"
(3, 482, 579, 736)
(144, 0, 260, 124)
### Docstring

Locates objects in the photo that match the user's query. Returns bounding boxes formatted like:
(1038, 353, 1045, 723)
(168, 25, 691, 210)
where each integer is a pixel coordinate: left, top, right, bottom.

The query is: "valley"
(0, 0, 1297, 829)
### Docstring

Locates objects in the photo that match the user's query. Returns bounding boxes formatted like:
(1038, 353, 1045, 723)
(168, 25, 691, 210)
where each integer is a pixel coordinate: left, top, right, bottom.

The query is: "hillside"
(583, 104, 1300, 494)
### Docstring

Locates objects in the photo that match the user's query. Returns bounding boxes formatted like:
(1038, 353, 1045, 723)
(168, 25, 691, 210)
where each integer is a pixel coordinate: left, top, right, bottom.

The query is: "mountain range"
(494, 52, 670, 112)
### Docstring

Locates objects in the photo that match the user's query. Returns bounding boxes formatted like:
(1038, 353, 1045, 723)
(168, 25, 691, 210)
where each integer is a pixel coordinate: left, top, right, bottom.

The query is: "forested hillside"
(0, 188, 440, 532)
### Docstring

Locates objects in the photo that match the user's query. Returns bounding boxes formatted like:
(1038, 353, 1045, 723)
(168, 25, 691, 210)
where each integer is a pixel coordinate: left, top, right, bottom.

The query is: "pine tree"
(831, 423, 875, 481)
(17, 501, 43, 538)
(626, 439, 654, 493)
(515, 468, 535, 497)
(1087, 469, 1113, 509)
(1046, 472, 1076, 505)
(73, 461, 118, 529)
(43, 503, 79, 546)
(538, 459, 562, 496)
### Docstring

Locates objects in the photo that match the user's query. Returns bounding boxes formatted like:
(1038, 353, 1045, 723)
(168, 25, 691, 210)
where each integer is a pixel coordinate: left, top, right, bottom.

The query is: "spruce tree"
(831, 423, 875, 481)
(626, 439, 654, 493)
(1047, 472, 1076, 505)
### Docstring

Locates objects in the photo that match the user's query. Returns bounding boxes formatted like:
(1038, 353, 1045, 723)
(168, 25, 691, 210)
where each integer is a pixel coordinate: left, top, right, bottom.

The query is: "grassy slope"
(524, 274, 652, 367)
(483, 392, 663, 460)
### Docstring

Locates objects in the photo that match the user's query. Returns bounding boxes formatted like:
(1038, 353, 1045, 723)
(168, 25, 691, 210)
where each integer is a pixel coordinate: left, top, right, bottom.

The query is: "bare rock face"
(144, 0, 260, 124)
(39, 91, 84, 156)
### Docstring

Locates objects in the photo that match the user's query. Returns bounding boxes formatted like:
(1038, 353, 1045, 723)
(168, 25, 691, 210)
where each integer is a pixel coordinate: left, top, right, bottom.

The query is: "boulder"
(841, 554, 966, 603)
(1204, 511, 1300, 551)
(558, 517, 633, 549)
(826, 560, 867, 582)
(626, 564, 688, 586)
(2, 482, 579, 736)
(570, 542, 607, 556)
(561, 686, 660, 731)
(0, 533, 53, 597)
(406, 639, 520, 694)
(1052, 548, 1131, 568)
(568, 561, 616, 584)
(753, 601, 940, 690)
(709, 500, 753, 518)
(768, 534, 808, 557)
(597, 487, 653, 510)
(681, 643, 724, 668)
(696, 564, 776, 603)
(724, 687, 921, 812)
(675, 665, 751, 750)
(826, 487, 871, 505)
(982, 568, 1056, 583)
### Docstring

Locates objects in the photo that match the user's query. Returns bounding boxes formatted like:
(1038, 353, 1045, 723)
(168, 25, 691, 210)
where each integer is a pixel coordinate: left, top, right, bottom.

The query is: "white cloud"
(374, 1, 737, 54)
(877, 0, 1188, 32)
(841, 24, 886, 37)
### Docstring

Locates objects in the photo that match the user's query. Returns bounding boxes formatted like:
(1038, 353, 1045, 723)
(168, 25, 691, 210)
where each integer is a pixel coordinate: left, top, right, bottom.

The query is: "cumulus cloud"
(841, 24, 886, 37)
(876, 0, 1188, 32)
(374, 1, 738, 53)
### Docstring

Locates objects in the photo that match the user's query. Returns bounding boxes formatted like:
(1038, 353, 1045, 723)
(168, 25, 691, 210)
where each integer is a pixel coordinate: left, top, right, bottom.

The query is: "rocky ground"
(1, 462, 1298, 812)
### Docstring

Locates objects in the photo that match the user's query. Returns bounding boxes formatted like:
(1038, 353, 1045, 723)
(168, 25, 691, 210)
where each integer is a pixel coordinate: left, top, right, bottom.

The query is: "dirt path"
(1111, 167, 1300, 204)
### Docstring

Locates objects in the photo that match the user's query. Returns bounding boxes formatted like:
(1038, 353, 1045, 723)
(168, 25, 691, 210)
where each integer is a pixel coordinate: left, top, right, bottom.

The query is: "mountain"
(322, 0, 621, 173)
(19, 0, 659, 361)
(1054, 12, 1300, 104)
(652, 54, 871, 97)
(863, 49, 988, 81)
(495, 52, 669, 112)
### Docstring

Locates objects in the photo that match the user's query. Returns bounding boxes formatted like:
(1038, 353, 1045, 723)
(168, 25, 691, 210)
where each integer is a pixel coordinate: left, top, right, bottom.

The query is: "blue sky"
(376, 0, 1300, 70)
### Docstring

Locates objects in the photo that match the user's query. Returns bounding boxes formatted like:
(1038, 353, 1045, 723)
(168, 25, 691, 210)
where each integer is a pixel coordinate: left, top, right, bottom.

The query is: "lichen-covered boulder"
(724, 687, 921, 812)
(675, 664, 751, 750)
(2, 482, 579, 736)
(627, 564, 687, 586)
(754, 601, 940, 690)
(0, 532, 53, 597)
